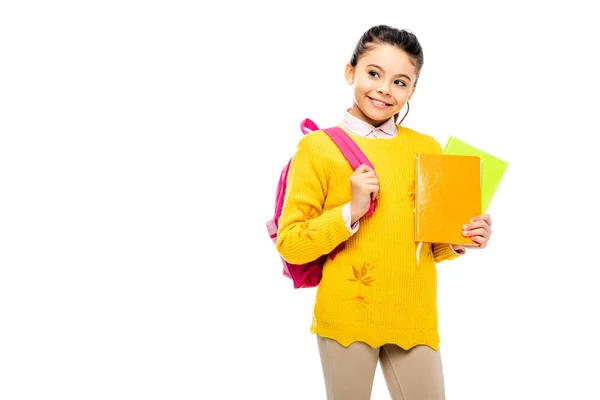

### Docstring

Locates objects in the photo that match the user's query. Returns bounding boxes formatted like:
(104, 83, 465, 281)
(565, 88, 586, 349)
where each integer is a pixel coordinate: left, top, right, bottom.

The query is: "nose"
(377, 83, 391, 97)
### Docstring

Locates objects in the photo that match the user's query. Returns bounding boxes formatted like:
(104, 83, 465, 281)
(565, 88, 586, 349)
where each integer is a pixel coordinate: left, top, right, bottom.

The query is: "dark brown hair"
(350, 25, 424, 124)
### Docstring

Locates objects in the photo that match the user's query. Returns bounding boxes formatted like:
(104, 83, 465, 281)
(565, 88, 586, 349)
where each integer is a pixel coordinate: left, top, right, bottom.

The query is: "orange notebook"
(415, 154, 481, 245)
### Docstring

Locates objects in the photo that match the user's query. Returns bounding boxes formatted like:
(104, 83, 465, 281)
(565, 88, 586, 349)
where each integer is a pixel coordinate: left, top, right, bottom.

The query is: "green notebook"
(442, 137, 508, 213)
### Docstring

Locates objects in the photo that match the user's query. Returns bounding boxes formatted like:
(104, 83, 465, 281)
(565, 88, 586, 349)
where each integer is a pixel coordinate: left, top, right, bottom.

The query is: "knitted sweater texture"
(276, 125, 458, 350)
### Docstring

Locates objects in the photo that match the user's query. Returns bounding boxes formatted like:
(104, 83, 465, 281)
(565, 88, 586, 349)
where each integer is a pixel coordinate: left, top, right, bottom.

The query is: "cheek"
(394, 88, 411, 103)
(354, 78, 373, 94)
(393, 94, 406, 106)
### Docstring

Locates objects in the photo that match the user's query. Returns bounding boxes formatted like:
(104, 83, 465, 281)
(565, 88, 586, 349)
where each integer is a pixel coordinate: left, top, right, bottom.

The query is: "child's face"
(345, 43, 417, 127)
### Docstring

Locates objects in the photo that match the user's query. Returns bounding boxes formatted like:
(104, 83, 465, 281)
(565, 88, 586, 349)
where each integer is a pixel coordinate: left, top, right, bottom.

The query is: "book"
(442, 136, 509, 213)
(415, 153, 481, 245)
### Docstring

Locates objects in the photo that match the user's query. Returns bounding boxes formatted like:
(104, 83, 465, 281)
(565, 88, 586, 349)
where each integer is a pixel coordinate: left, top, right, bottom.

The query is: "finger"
(371, 185, 380, 200)
(470, 213, 492, 227)
(358, 171, 378, 179)
(462, 227, 490, 238)
(365, 183, 380, 193)
(456, 243, 480, 249)
(463, 219, 491, 232)
(355, 164, 374, 174)
(352, 171, 377, 181)
(470, 236, 488, 248)
(361, 181, 380, 200)
(365, 183, 380, 198)
(361, 177, 379, 186)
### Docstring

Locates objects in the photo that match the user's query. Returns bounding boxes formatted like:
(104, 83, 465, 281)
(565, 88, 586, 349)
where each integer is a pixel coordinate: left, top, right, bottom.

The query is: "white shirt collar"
(340, 109, 397, 138)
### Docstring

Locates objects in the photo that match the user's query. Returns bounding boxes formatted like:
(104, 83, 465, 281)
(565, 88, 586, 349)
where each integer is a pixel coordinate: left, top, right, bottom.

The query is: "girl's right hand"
(350, 164, 379, 225)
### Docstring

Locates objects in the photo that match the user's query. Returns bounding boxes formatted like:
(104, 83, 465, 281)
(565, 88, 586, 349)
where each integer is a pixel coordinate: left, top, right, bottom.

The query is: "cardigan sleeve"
(276, 136, 352, 265)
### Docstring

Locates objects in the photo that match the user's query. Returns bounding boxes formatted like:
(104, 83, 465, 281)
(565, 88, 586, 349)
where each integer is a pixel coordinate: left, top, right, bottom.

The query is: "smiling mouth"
(368, 97, 392, 107)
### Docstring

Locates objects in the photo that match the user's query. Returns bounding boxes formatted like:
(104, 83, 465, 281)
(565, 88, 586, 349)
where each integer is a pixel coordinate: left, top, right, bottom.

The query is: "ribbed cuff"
(433, 243, 460, 263)
(342, 202, 359, 234)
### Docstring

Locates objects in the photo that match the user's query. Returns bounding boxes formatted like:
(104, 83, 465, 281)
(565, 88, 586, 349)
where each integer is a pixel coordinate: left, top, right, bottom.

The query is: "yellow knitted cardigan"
(276, 125, 459, 350)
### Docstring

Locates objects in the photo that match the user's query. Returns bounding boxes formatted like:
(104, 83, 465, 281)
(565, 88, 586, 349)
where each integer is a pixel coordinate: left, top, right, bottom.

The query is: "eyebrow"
(367, 64, 412, 81)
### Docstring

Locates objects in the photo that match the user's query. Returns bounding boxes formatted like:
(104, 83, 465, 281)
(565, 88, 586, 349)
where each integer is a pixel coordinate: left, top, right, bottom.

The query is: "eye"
(394, 80, 406, 87)
(368, 71, 379, 78)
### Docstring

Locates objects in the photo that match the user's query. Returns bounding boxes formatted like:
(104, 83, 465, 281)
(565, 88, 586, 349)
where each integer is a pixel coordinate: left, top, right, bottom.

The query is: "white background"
(1, 1, 599, 399)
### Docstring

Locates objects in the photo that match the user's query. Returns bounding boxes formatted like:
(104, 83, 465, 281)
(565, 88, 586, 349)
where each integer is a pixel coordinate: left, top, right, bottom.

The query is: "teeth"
(372, 99, 387, 106)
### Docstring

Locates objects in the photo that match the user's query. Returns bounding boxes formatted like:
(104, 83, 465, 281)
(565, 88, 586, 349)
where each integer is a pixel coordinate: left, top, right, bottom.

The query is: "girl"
(276, 25, 492, 400)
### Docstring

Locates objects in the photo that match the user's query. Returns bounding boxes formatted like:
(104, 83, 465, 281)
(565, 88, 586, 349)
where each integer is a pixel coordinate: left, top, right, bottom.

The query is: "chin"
(365, 111, 394, 124)
(355, 107, 382, 122)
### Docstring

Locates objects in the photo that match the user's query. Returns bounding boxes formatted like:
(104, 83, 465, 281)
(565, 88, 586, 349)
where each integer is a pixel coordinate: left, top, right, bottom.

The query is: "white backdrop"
(1, 1, 599, 399)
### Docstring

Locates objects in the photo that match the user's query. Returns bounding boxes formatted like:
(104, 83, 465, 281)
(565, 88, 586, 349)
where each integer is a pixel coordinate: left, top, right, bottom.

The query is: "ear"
(344, 63, 355, 85)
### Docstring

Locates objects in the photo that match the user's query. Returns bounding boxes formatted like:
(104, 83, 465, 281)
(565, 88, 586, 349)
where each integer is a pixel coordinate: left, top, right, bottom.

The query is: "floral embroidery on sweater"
(348, 262, 375, 305)
(297, 222, 317, 240)
(408, 180, 416, 213)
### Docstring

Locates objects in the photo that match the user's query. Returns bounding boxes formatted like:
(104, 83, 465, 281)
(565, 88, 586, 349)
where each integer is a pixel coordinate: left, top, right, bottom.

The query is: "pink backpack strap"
(323, 127, 376, 217)
(301, 119, 376, 217)
(298, 118, 376, 261)
(300, 118, 320, 134)
(323, 127, 375, 171)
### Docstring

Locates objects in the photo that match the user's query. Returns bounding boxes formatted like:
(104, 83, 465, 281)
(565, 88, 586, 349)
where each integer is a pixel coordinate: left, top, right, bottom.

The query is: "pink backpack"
(266, 118, 376, 289)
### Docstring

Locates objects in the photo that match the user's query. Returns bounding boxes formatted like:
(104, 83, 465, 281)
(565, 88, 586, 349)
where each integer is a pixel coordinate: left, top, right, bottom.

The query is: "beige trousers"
(317, 335, 446, 400)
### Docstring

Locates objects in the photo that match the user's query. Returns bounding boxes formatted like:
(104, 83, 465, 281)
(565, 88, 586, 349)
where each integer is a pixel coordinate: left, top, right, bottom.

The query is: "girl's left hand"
(453, 213, 492, 251)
